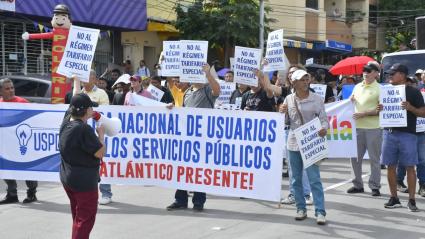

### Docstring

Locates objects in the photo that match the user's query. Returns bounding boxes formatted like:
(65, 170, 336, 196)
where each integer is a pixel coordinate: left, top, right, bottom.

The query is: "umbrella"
(329, 56, 375, 76)
(217, 67, 230, 77)
(305, 63, 331, 72)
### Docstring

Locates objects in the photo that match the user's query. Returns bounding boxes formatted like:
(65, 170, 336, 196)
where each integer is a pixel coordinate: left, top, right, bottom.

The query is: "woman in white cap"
(281, 69, 329, 225)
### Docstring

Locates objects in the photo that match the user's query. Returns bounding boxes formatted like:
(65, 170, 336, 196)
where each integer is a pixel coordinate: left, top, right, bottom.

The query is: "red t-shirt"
(0, 96, 29, 103)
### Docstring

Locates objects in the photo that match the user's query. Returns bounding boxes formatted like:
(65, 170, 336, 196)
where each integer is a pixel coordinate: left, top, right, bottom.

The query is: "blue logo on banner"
(15, 124, 33, 155)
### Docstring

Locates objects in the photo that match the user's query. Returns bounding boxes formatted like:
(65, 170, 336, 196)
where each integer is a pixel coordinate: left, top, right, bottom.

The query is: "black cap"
(385, 63, 408, 75)
(53, 4, 70, 16)
(363, 62, 379, 72)
(70, 93, 97, 111)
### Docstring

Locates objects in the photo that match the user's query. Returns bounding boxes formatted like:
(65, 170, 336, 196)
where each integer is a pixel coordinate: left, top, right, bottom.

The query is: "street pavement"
(0, 158, 424, 239)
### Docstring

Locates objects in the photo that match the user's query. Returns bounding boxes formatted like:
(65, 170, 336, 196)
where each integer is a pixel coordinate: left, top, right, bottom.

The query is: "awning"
(147, 22, 178, 33)
(283, 39, 314, 49)
(315, 40, 352, 53)
(14, 0, 147, 31)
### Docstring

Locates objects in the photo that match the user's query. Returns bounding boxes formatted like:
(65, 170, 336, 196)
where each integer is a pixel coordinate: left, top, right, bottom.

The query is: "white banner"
(128, 93, 166, 106)
(379, 85, 407, 127)
(147, 84, 165, 102)
(294, 117, 328, 168)
(57, 25, 100, 82)
(0, 103, 285, 202)
(310, 84, 327, 102)
(234, 46, 261, 87)
(263, 29, 286, 72)
(161, 41, 180, 77)
(215, 80, 236, 108)
(0, 0, 15, 11)
(179, 40, 208, 84)
(417, 92, 425, 132)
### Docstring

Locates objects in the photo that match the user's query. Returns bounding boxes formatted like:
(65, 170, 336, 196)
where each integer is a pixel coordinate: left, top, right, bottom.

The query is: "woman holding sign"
(281, 69, 329, 225)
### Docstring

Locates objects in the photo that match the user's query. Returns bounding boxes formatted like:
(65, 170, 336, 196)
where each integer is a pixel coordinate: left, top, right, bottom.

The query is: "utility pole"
(259, 0, 264, 53)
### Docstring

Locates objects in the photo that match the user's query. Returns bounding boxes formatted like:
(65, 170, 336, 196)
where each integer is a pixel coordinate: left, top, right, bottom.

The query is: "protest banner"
(417, 92, 425, 132)
(57, 25, 100, 82)
(215, 80, 236, 108)
(0, 102, 285, 202)
(147, 84, 165, 102)
(379, 85, 407, 127)
(263, 29, 286, 72)
(161, 41, 180, 77)
(179, 40, 208, 83)
(294, 117, 328, 168)
(310, 84, 327, 102)
(234, 46, 261, 87)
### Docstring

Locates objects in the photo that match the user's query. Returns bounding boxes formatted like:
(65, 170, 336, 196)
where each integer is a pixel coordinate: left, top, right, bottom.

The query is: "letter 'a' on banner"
(263, 29, 287, 72)
(179, 40, 208, 84)
(234, 46, 262, 87)
(294, 117, 328, 168)
(57, 25, 100, 82)
(379, 84, 407, 128)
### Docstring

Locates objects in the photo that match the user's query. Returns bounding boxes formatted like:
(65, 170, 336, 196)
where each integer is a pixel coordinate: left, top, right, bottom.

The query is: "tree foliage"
(173, 0, 274, 66)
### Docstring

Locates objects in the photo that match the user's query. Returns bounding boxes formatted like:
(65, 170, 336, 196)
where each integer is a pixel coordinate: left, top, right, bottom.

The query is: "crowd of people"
(1, 57, 425, 237)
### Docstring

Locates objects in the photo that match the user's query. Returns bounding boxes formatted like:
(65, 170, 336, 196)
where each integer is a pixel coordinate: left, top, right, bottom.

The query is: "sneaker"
(397, 181, 408, 193)
(407, 199, 419, 212)
(166, 202, 187, 211)
(295, 209, 307, 220)
(316, 214, 326, 225)
(346, 187, 364, 194)
(193, 204, 204, 212)
(22, 193, 37, 204)
(281, 194, 295, 205)
(99, 197, 112, 205)
(418, 184, 425, 197)
(384, 197, 402, 209)
(371, 189, 381, 197)
(0, 194, 19, 205)
(305, 195, 313, 205)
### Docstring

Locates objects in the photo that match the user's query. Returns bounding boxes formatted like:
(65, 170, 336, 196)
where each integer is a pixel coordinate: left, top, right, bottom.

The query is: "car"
(0, 74, 51, 103)
(381, 50, 425, 82)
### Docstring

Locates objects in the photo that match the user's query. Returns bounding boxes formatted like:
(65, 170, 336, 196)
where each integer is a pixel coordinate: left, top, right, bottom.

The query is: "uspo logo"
(15, 124, 60, 155)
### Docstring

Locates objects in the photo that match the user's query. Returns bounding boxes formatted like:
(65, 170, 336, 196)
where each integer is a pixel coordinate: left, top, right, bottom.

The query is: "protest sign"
(0, 103, 285, 202)
(342, 85, 355, 100)
(294, 117, 328, 168)
(310, 84, 327, 102)
(161, 41, 180, 77)
(305, 58, 314, 65)
(379, 85, 407, 127)
(147, 84, 165, 102)
(57, 25, 99, 82)
(179, 40, 208, 83)
(234, 46, 261, 87)
(417, 92, 425, 132)
(128, 93, 166, 106)
(263, 29, 286, 72)
(215, 80, 236, 108)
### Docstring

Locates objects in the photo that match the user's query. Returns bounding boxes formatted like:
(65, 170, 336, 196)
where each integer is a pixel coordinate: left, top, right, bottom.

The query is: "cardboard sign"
(161, 41, 180, 77)
(379, 85, 407, 127)
(179, 40, 208, 83)
(57, 25, 100, 82)
(234, 46, 261, 87)
(310, 84, 327, 102)
(263, 29, 287, 72)
(215, 80, 236, 107)
(147, 84, 165, 102)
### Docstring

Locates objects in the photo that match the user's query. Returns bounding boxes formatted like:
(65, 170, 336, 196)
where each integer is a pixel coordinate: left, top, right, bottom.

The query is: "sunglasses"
(363, 68, 372, 74)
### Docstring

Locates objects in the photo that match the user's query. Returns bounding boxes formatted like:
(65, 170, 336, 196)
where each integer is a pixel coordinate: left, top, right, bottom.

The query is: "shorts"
(381, 130, 418, 166)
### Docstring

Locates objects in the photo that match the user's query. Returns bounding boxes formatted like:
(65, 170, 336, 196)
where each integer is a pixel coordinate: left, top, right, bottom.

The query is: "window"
(11, 78, 48, 97)
(369, 5, 377, 24)
(306, 0, 318, 10)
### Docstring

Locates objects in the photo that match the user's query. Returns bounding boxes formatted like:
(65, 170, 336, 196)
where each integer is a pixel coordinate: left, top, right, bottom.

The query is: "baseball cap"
(415, 69, 423, 75)
(112, 74, 131, 88)
(129, 75, 141, 82)
(385, 63, 408, 75)
(70, 93, 97, 111)
(291, 69, 309, 81)
(363, 62, 380, 72)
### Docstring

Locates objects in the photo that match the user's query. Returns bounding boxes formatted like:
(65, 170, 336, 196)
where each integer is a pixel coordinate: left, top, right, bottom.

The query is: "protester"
(378, 63, 425, 212)
(96, 77, 114, 103)
(316, 69, 335, 103)
(224, 70, 234, 82)
(240, 72, 275, 112)
(166, 77, 190, 107)
(415, 69, 423, 83)
(124, 75, 154, 105)
(123, 60, 134, 75)
(136, 59, 150, 77)
(229, 83, 249, 107)
(150, 76, 174, 104)
(348, 61, 382, 196)
(59, 93, 105, 239)
(100, 68, 121, 91)
(281, 69, 328, 225)
(73, 70, 111, 205)
(0, 78, 38, 204)
(166, 63, 220, 212)
(111, 74, 131, 105)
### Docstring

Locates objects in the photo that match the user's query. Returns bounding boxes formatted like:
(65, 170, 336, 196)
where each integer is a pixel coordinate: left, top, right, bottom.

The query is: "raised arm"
(203, 63, 220, 97)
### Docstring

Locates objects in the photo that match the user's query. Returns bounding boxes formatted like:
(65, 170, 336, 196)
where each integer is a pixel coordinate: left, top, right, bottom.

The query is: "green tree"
(379, 0, 425, 52)
(173, 0, 274, 66)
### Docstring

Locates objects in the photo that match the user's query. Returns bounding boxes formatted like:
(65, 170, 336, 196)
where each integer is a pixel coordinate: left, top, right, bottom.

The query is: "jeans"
(397, 133, 425, 185)
(285, 129, 311, 196)
(99, 184, 112, 198)
(288, 150, 326, 216)
(174, 190, 206, 206)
